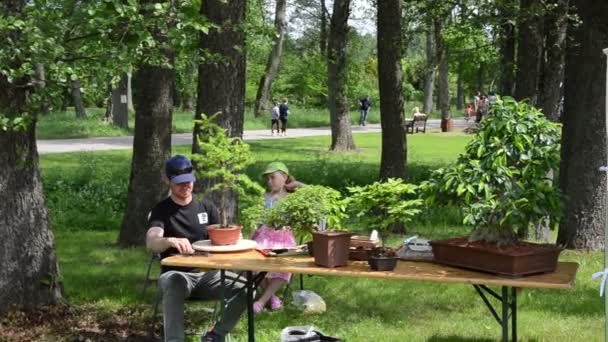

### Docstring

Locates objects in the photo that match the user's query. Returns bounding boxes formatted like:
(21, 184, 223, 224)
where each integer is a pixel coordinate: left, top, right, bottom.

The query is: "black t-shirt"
(279, 103, 289, 119)
(149, 197, 219, 272)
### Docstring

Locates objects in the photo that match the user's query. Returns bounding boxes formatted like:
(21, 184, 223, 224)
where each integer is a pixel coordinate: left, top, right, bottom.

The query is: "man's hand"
(167, 237, 194, 254)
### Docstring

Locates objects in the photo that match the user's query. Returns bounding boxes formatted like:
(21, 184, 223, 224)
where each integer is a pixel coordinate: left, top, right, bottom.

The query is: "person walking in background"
(270, 101, 280, 136)
(358, 95, 371, 126)
(278, 98, 289, 136)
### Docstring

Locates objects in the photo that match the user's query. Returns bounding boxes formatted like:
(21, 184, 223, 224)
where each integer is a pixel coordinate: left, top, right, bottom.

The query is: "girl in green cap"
(251, 162, 303, 313)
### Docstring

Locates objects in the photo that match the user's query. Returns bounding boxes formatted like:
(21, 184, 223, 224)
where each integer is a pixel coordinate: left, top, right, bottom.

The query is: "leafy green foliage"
(346, 178, 422, 240)
(262, 185, 347, 242)
(192, 112, 264, 227)
(422, 97, 562, 244)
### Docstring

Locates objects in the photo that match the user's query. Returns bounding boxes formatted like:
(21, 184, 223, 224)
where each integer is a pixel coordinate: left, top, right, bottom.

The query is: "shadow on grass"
(426, 335, 499, 342)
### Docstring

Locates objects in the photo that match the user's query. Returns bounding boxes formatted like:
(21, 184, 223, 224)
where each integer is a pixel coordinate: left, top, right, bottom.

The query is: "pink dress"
(251, 224, 296, 282)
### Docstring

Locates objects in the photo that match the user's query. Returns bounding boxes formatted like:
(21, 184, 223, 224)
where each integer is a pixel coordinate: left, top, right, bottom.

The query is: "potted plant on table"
(264, 184, 350, 267)
(192, 112, 264, 245)
(422, 97, 563, 277)
(346, 178, 422, 271)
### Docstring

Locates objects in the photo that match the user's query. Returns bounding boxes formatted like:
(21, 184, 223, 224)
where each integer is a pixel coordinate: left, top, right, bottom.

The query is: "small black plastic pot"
(368, 255, 398, 271)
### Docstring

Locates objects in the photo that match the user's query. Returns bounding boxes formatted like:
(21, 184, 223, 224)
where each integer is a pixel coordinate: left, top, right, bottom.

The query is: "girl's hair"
(285, 174, 297, 193)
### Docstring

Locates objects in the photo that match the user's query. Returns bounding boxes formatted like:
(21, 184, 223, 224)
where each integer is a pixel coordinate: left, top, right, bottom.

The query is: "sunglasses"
(168, 166, 193, 176)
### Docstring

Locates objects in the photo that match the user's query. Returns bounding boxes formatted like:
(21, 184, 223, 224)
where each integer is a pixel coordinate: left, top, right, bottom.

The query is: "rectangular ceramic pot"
(430, 237, 562, 277)
(312, 231, 352, 268)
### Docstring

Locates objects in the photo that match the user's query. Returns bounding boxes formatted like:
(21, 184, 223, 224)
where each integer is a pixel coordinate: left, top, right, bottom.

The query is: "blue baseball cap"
(165, 155, 196, 184)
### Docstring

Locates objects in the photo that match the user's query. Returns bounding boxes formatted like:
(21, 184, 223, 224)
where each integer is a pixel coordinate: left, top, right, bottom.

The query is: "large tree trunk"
(127, 70, 134, 112)
(254, 0, 287, 116)
(71, 78, 87, 118)
(0, 0, 62, 314)
(435, 18, 450, 121)
(111, 75, 129, 128)
(117, 0, 174, 246)
(422, 25, 436, 114)
(498, 0, 516, 96)
(539, 0, 568, 121)
(319, 0, 328, 55)
(193, 0, 246, 224)
(377, 0, 406, 180)
(557, 0, 608, 250)
(456, 66, 464, 110)
(514, 0, 544, 104)
(327, 0, 355, 151)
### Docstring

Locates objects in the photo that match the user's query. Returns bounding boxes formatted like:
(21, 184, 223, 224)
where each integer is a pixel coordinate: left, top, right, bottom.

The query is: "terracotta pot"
(368, 256, 398, 271)
(312, 231, 352, 268)
(207, 224, 242, 246)
(440, 118, 453, 132)
(431, 237, 562, 277)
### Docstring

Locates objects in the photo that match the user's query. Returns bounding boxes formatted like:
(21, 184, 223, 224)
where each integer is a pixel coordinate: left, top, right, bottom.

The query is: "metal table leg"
(473, 285, 518, 342)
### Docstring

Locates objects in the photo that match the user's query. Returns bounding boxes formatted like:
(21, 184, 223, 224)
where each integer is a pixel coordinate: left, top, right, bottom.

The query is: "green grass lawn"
(36, 102, 465, 139)
(29, 133, 604, 341)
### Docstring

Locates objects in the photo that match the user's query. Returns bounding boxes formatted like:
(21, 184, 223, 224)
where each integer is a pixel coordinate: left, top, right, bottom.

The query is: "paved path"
(37, 119, 469, 154)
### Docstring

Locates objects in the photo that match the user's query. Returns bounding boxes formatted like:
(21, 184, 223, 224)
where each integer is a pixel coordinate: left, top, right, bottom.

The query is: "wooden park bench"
(404, 113, 428, 134)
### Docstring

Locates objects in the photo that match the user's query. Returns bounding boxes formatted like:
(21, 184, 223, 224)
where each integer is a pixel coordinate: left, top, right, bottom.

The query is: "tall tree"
(557, 0, 608, 250)
(254, 0, 287, 116)
(498, 0, 516, 96)
(539, 0, 568, 121)
(378, 0, 406, 180)
(514, 0, 544, 104)
(193, 0, 247, 223)
(434, 17, 450, 128)
(319, 0, 328, 55)
(0, 0, 62, 314)
(327, 0, 355, 151)
(71, 78, 87, 118)
(111, 75, 129, 128)
(117, 0, 175, 247)
(422, 23, 436, 114)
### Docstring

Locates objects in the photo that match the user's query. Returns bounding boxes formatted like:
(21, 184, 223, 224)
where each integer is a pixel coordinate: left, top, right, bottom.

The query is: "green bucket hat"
(262, 161, 289, 178)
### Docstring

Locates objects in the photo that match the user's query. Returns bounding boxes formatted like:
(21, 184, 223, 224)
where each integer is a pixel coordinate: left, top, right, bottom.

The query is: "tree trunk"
(0, 0, 62, 314)
(118, 0, 174, 246)
(254, 0, 287, 116)
(377, 0, 406, 180)
(71, 78, 87, 118)
(514, 0, 544, 104)
(557, 0, 608, 250)
(127, 70, 134, 112)
(435, 18, 450, 121)
(477, 62, 484, 93)
(498, 0, 516, 96)
(456, 66, 464, 110)
(539, 0, 568, 121)
(320, 0, 328, 55)
(111, 75, 129, 128)
(35, 64, 50, 115)
(193, 0, 246, 224)
(327, 0, 355, 151)
(422, 25, 436, 114)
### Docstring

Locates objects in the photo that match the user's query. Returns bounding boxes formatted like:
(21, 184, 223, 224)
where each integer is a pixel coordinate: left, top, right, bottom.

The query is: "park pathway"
(37, 119, 468, 154)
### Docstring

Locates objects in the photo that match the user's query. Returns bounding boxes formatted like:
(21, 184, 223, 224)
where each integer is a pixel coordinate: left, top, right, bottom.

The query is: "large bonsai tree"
(422, 97, 562, 245)
(192, 112, 264, 227)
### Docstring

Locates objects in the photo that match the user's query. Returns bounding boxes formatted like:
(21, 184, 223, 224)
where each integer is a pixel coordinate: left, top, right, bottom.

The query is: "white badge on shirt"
(197, 212, 208, 224)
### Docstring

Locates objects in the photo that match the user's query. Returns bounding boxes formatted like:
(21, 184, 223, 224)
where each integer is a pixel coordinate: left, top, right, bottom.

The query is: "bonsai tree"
(422, 97, 562, 245)
(346, 178, 422, 250)
(192, 112, 264, 227)
(262, 185, 347, 242)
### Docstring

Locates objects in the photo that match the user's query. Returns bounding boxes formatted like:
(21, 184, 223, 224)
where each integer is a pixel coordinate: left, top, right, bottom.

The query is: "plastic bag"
(280, 326, 342, 342)
(291, 290, 326, 314)
(397, 235, 434, 261)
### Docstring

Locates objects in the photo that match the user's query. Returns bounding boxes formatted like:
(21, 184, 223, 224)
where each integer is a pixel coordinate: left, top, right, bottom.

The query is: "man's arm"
(146, 227, 194, 254)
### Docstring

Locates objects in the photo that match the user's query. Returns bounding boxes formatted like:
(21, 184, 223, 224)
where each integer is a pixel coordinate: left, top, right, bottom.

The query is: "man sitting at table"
(146, 155, 247, 342)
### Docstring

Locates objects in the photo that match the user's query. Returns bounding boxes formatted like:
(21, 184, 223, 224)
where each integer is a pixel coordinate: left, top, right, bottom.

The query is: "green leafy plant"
(192, 112, 264, 227)
(346, 178, 422, 248)
(262, 185, 347, 242)
(422, 97, 562, 244)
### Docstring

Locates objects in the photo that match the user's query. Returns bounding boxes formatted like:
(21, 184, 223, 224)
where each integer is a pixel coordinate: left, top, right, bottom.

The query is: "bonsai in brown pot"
(346, 178, 422, 271)
(264, 185, 349, 267)
(192, 113, 264, 245)
(422, 97, 563, 277)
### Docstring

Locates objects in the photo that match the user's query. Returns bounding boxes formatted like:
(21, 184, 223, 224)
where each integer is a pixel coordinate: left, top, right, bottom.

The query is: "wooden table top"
(161, 250, 578, 289)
